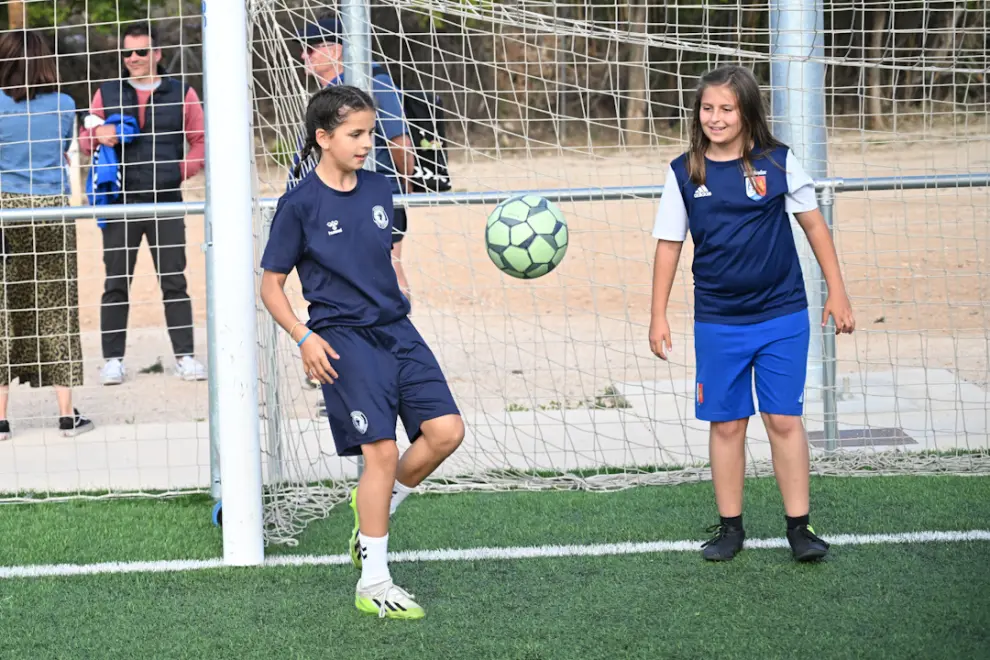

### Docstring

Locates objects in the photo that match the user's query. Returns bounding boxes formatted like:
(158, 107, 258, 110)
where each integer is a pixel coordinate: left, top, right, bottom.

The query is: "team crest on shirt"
(372, 205, 389, 230)
(350, 410, 368, 434)
(745, 171, 768, 201)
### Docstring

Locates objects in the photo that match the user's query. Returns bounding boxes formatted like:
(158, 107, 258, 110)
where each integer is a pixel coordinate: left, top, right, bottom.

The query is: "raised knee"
(428, 415, 465, 455)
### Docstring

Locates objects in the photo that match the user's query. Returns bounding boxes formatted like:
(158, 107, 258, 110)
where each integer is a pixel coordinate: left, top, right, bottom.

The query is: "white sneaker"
(354, 579, 425, 620)
(175, 356, 208, 381)
(100, 359, 126, 386)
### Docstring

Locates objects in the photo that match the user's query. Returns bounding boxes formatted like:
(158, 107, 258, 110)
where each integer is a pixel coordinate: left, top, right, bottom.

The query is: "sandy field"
(1, 127, 987, 496)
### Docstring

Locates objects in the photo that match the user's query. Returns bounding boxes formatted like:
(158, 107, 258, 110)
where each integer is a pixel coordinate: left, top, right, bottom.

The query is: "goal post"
(203, 0, 264, 565)
(770, 0, 830, 403)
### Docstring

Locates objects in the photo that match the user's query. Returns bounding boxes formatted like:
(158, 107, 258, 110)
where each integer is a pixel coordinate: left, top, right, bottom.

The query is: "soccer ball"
(485, 194, 569, 279)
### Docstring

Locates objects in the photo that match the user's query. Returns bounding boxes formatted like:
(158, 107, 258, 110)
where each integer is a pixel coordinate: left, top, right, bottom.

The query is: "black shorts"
(392, 207, 408, 244)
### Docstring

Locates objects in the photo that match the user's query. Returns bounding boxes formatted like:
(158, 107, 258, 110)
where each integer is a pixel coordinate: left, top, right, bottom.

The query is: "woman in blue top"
(0, 30, 92, 439)
(650, 66, 855, 562)
(261, 85, 464, 620)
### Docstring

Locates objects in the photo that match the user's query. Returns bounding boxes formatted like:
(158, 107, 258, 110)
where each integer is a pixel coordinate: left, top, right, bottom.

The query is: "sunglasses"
(121, 48, 150, 58)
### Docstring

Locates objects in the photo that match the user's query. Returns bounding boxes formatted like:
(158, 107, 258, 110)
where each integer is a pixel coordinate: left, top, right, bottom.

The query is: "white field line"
(2, 529, 988, 580)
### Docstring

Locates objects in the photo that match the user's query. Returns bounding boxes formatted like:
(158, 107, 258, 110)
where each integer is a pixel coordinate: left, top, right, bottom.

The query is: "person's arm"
(61, 95, 77, 157)
(181, 86, 206, 180)
(258, 199, 340, 382)
(373, 74, 415, 192)
(260, 271, 340, 384)
(785, 150, 855, 334)
(649, 165, 690, 360)
(794, 209, 854, 333)
(77, 89, 107, 156)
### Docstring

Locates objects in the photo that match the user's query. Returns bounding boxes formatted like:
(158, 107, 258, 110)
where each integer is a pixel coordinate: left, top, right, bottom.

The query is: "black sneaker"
(59, 409, 94, 438)
(0, 419, 10, 441)
(787, 524, 830, 562)
(701, 523, 745, 561)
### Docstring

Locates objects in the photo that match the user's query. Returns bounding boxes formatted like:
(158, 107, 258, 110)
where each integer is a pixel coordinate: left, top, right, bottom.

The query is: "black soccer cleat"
(701, 523, 745, 561)
(787, 524, 830, 562)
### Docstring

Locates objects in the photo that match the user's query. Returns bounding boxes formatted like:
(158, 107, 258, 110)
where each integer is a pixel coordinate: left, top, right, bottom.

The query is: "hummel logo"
(694, 185, 712, 198)
(327, 220, 342, 236)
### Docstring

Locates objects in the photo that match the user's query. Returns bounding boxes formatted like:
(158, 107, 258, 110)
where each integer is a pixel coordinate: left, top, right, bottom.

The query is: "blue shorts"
(694, 309, 810, 422)
(317, 317, 460, 457)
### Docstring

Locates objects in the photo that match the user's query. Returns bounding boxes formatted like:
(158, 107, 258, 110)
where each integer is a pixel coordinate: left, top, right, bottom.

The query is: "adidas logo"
(694, 185, 712, 198)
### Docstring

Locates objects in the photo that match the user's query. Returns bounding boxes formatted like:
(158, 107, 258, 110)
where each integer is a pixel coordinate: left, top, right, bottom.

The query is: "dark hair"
(0, 30, 59, 103)
(292, 85, 376, 179)
(122, 21, 159, 45)
(687, 65, 784, 185)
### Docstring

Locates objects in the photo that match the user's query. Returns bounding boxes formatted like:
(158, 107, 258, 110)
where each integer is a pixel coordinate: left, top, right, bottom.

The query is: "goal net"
(249, 0, 990, 545)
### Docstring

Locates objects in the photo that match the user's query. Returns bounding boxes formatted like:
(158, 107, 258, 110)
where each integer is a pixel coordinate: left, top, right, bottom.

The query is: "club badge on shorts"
(351, 410, 369, 434)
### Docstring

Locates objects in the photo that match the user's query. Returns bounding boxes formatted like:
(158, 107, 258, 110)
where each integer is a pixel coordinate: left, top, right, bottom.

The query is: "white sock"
(358, 533, 391, 588)
(389, 480, 414, 516)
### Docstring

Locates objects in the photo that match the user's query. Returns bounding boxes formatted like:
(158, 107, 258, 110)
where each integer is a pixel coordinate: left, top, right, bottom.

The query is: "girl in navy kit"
(260, 85, 464, 618)
(649, 66, 855, 562)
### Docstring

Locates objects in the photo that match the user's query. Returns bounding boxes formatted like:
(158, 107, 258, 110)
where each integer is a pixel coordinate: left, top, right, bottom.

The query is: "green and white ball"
(485, 194, 569, 279)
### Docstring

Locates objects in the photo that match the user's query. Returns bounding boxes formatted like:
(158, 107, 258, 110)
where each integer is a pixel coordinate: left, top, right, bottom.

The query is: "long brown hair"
(687, 65, 783, 185)
(0, 30, 59, 103)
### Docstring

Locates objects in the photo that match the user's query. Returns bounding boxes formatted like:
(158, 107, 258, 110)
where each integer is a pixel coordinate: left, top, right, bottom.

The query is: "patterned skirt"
(0, 192, 84, 388)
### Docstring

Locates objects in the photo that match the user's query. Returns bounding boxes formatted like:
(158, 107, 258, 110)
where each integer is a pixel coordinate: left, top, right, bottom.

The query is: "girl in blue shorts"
(260, 85, 464, 618)
(649, 65, 855, 562)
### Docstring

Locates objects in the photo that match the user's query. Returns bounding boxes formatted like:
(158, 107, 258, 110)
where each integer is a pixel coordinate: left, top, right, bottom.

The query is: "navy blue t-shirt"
(260, 169, 410, 329)
(652, 145, 820, 325)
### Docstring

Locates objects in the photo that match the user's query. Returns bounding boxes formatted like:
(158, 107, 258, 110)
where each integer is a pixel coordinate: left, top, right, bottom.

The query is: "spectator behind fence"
(0, 30, 93, 439)
(78, 21, 207, 385)
(294, 15, 416, 301)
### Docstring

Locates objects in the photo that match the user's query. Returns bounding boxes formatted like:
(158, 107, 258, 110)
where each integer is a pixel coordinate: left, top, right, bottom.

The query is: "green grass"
(1, 476, 989, 658)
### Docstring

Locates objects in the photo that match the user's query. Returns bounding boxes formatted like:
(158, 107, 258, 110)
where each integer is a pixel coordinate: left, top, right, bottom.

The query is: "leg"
(709, 418, 749, 518)
(753, 310, 828, 560)
(54, 387, 73, 417)
(694, 318, 759, 561)
(395, 415, 465, 488)
(391, 318, 463, 514)
(752, 310, 812, 517)
(146, 214, 195, 359)
(356, 439, 400, 538)
(761, 412, 810, 517)
(100, 217, 143, 360)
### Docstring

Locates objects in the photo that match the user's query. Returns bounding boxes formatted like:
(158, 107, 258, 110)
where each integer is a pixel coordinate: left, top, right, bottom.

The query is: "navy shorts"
(694, 309, 810, 422)
(317, 317, 459, 457)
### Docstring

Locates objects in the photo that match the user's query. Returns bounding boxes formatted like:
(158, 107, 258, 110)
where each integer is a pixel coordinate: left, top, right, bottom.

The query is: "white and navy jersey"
(652, 145, 819, 325)
(260, 169, 410, 329)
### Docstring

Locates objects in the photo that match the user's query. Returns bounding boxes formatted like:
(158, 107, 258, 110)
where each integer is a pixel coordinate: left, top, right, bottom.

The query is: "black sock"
(786, 514, 810, 530)
(720, 514, 743, 529)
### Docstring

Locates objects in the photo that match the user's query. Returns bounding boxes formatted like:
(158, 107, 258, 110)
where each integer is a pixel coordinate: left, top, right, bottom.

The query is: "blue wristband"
(296, 329, 312, 347)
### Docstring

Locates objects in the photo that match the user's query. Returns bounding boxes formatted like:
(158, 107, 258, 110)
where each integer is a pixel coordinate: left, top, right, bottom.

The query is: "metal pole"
(341, 1, 374, 101)
(201, 13, 221, 503)
(341, 0, 374, 479)
(203, 0, 264, 565)
(819, 186, 839, 451)
(770, 0, 828, 401)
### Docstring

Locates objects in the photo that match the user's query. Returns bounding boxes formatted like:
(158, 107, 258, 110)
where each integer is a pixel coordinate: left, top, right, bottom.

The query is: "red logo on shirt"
(746, 174, 767, 201)
(697, 382, 704, 405)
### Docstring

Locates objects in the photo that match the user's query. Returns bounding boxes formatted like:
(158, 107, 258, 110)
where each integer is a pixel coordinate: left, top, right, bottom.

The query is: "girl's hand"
(823, 292, 855, 334)
(649, 315, 673, 360)
(299, 332, 340, 384)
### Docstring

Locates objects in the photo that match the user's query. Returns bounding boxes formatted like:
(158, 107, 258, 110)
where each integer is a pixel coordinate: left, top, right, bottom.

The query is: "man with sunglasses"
(79, 21, 207, 385)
